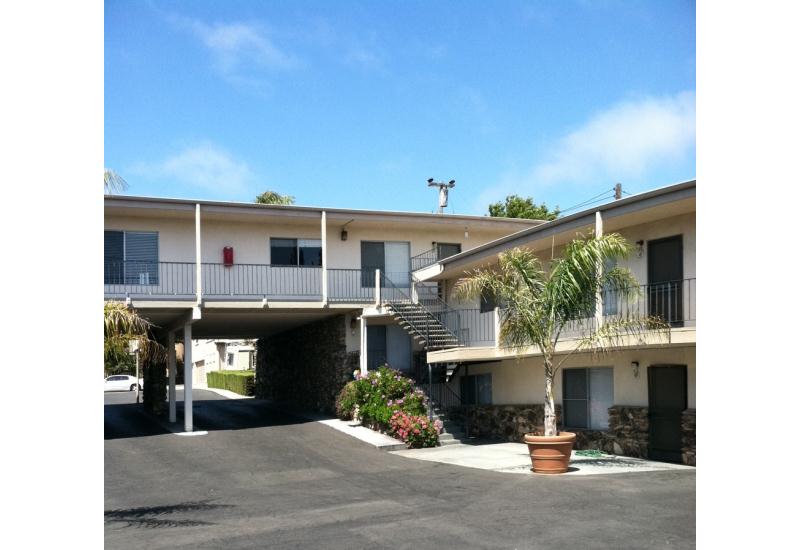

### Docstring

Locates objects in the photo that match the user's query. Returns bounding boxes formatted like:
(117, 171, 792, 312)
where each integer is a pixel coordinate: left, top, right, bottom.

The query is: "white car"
(104, 375, 143, 392)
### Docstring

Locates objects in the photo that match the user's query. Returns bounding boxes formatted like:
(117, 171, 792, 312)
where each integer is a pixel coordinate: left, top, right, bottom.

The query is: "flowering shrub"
(335, 381, 359, 420)
(333, 366, 440, 447)
(389, 411, 442, 448)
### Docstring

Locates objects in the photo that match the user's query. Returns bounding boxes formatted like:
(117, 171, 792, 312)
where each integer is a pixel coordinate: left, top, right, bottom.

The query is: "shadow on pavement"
(104, 391, 317, 440)
(105, 500, 235, 529)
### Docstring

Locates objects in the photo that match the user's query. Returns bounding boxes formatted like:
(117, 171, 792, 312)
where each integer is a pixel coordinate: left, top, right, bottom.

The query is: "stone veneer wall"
(256, 315, 353, 415)
(465, 403, 695, 465)
(682, 409, 696, 466)
(464, 404, 562, 441)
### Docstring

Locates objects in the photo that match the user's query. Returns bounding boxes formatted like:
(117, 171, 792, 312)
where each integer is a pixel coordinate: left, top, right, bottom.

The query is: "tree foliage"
(455, 235, 667, 436)
(104, 301, 165, 373)
(488, 195, 559, 221)
(255, 190, 295, 205)
(104, 169, 129, 194)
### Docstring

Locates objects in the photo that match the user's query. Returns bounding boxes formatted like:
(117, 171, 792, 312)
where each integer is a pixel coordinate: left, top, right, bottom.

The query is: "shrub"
(335, 381, 359, 420)
(333, 366, 440, 447)
(207, 370, 255, 396)
(389, 411, 442, 448)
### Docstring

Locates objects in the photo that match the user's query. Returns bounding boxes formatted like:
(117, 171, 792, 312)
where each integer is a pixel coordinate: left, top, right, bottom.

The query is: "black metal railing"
(104, 261, 196, 297)
(411, 248, 439, 271)
(327, 269, 376, 303)
(201, 263, 322, 299)
(603, 278, 696, 327)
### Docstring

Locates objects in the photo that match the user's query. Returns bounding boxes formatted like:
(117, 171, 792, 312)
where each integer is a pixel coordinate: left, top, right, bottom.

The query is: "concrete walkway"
(392, 441, 695, 476)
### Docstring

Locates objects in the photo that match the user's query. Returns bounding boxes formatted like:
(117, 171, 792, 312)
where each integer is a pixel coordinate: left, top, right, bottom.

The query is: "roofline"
(434, 179, 696, 268)
(104, 194, 544, 226)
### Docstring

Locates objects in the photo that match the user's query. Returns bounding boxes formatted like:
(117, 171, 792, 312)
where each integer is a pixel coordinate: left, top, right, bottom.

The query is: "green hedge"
(207, 370, 255, 396)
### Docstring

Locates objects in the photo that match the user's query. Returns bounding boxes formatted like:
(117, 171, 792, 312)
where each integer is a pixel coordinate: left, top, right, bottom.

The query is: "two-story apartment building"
(104, 180, 695, 465)
(104, 196, 540, 431)
(413, 180, 696, 465)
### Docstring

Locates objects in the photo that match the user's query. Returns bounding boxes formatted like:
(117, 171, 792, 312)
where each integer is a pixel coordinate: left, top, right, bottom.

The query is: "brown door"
(648, 365, 687, 463)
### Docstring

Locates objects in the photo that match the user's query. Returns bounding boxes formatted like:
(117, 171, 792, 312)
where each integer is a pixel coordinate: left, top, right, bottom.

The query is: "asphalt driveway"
(105, 391, 695, 549)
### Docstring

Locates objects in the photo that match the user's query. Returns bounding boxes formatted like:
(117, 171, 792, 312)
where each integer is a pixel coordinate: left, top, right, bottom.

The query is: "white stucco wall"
(105, 211, 520, 269)
(458, 346, 695, 409)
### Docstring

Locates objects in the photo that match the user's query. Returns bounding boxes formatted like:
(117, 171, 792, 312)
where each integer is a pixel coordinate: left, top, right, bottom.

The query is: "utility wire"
(559, 188, 616, 215)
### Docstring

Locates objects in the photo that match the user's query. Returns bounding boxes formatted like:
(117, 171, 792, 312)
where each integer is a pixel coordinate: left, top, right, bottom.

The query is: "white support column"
(321, 211, 328, 303)
(595, 211, 604, 330)
(374, 269, 381, 306)
(168, 330, 176, 423)
(183, 323, 193, 432)
(359, 314, 368, 374)
(195, 203, 202, 304)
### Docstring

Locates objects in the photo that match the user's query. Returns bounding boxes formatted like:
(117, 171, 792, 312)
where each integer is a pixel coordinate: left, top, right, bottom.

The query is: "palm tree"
(104, 169, 129, 194)
(104, 301, 165, 368)
(255, 190, 295, 205)
(455, 234, 666, 437)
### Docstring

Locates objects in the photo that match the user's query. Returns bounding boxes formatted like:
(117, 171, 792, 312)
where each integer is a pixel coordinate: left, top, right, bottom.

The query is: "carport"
(141, 302, 362, 433)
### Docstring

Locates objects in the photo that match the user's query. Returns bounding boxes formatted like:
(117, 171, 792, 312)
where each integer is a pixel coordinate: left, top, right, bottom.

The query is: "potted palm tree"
(456, 233, 665, 474)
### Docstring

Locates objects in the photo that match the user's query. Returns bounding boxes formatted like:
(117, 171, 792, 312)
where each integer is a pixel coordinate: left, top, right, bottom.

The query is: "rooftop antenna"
(427, 177, 456, 214)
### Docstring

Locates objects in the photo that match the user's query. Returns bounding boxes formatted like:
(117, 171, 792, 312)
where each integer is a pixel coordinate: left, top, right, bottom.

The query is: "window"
(562, 367, 614, 430)
(227, 353, 234, 366)
(436, 242, 461, 260)
(460, 373, 492, 405)
(479, 289, 498, 313)
(104, 230, 159, 284)
(270, 238, 322, 266)
(360, 241, 410, 288)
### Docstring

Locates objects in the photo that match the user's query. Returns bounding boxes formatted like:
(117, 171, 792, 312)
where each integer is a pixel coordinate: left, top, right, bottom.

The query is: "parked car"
(104, 375, 143, 392)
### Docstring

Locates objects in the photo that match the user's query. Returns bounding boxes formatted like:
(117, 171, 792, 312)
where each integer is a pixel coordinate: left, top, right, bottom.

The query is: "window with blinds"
(563, 367, 614, 430)
(104, 230, 159, 285)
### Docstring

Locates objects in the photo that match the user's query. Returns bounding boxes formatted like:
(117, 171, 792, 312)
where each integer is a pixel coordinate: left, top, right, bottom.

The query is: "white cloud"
(132, 143, 253, 194)
(533, 91, 695, 185)
(475, 91, 695, 210)
(169, 14, 297, 85)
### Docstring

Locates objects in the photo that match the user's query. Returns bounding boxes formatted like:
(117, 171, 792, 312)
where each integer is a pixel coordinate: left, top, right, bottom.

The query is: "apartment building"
(104, 180, 695, 465)
(414, 180, 696, 464)
(104, 196, 539, 431)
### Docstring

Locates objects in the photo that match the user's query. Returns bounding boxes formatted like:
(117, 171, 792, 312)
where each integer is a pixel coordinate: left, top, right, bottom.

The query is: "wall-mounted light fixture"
(631, 361, 640, 378)
(350, 316, 358, 335)
(464, 226, 469, 239)
(635, 240, 644, 258)
(341, 219, 354, 241)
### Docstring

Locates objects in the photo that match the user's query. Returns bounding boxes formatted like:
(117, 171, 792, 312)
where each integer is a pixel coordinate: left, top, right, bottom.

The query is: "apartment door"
(384, 242, 410, 287)
(647, 235, 683, 326)
(648, 365, 687, 463)
(366, 326, 387, 370)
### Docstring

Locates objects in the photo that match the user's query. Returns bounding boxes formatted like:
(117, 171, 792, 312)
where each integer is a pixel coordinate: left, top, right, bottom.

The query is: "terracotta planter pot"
(523, 432, 577, 474)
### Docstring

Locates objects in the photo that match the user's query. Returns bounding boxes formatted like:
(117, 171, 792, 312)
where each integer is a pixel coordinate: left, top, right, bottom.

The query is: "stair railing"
(381, 274, 460, 349)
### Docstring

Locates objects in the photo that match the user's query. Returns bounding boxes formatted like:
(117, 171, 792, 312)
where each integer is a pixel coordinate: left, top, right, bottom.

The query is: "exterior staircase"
(430, 405, 468, 446)
(387, 300, 460, 351)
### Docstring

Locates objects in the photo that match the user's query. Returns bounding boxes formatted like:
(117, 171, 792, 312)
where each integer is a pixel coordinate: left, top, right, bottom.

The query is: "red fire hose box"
(223, 246, 234, 266)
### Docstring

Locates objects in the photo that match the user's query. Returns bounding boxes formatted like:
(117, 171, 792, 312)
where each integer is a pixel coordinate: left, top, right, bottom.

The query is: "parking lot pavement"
(105, 393, 696, 549)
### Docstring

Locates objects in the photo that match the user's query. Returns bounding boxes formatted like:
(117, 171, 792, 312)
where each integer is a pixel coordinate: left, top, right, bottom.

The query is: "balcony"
(104, 261, 395, 303)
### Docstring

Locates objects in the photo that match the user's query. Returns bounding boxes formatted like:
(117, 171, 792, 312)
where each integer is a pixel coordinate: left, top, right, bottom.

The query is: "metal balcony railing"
(201, 263, 321, 299)
(603, 277, 696, 328)
(104, 261, 196, 298)
(411, 248, 439, 271)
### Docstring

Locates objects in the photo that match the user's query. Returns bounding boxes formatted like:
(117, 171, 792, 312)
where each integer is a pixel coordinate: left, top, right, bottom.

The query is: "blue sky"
(105, 0, 695, 215)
